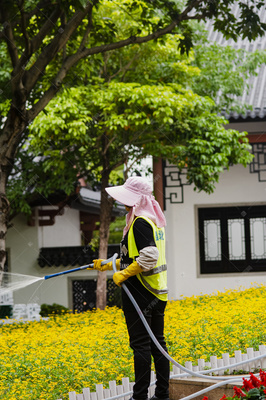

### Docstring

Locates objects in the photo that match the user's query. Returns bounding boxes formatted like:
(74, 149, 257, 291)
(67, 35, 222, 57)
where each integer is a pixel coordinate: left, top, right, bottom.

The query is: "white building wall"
(6, 213, 45, 305)
(38, 206, 81, 248)
(165, 163, 266, 300)
(5, 207, 95, 309)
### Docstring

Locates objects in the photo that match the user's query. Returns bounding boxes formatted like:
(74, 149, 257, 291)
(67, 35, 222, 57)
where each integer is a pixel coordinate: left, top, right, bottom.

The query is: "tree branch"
(26, 54, 80, 121)
(2, 13, 19, 68)
(102, 52, 112, 81)
(109, 158, 127, 173)
(24, 3, 93, 93)
(108, 50, 140, 82)
(30, 6, 62, 56)
(27, 0, 204, 121)
(75, 0, 204, 59)
(102, 134, 118, 156)
(61, 12, 67, 61)
(78, 7, 93, 51)
(8, 6, 62, 97)
(0, 0, 57, 38)
(181, 0, 203, 17)
(124, 154, 146, 175)
(19, 0, 31, 57)
(15, 5, 62, 76)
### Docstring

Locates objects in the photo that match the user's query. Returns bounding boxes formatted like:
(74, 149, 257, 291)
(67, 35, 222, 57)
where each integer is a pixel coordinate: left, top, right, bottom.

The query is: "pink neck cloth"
(123, 193, 166, 237)
(105, 176, 166, 237)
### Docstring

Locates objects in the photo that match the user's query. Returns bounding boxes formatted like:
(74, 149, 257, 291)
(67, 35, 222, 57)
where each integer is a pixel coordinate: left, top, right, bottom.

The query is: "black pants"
(122, 276, 170, 400)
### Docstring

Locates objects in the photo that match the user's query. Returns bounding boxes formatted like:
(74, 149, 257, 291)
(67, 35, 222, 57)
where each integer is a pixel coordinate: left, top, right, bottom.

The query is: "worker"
(93, 176, 169, 400)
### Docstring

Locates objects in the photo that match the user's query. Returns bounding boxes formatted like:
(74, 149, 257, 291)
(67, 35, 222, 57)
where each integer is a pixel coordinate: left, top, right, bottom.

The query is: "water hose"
(43, 255, 115, 280)
(109, 254, 266, 400)
(42, 253, 265, 399)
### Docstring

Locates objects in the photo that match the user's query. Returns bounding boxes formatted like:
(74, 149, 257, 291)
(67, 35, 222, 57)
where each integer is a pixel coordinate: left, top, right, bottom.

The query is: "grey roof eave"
(221, 107, 266, 122)
(71, 187, 126, 217)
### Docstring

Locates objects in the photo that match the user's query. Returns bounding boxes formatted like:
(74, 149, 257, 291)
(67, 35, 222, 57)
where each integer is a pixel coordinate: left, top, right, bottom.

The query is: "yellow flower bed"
(165, 285, 266, 362)
(0, 285, 266, 400)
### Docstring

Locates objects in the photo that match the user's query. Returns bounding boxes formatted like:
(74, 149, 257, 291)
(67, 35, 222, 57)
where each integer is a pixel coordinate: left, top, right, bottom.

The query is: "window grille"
(198, 205, 266, 274)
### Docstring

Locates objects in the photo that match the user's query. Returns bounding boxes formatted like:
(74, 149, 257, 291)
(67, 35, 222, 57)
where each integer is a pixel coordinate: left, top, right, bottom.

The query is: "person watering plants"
(93, 176, 169, 400)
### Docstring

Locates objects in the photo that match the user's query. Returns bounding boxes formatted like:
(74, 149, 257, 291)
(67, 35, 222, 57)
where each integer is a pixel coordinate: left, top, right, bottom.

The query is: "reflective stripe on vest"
(128, 216, 168, 301)
(138, 274, 168, 295)
(142, 264, 167, 276)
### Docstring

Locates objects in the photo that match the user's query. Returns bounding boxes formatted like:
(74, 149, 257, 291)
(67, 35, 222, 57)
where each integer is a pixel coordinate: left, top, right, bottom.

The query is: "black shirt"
(120, 217, 156, 268)
(120, 217, 159, 307)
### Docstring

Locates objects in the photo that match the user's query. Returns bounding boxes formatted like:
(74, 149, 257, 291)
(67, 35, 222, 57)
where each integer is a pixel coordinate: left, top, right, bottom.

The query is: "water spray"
(0, 273, 44, 295)
(0, 256, 115, 295)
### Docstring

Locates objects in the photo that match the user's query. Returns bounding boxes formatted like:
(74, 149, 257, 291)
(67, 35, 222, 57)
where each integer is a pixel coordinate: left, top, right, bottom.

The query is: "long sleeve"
(136, 246, 159, 271)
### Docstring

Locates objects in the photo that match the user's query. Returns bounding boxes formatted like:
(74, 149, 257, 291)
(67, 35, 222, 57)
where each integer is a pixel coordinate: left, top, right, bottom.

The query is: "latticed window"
(198, 206, 266, 274)
(72, 279, 121, 313)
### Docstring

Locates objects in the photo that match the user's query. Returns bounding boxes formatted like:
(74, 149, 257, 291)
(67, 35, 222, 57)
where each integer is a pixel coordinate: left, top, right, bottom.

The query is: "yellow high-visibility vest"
(128, 216, 168, 301)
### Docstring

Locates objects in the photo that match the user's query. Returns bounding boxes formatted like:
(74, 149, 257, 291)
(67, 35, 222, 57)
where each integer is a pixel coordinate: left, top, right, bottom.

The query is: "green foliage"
(192, 0, 266, 41)
(108, 216, 125, 244)
(0, 42, 11, 104)
(40, 303, 69, 317)
(24, 81, 252, 196)
(89, 214, 125, 247)
(1, 0, 265, 114)
(0, 305, 13, 319)
(89, 235, 100, 251)
(95, 34, 200, 86)
(183, 118, 253, 191)
(192, 41, 266, 112)
(1, 0, 263, 217)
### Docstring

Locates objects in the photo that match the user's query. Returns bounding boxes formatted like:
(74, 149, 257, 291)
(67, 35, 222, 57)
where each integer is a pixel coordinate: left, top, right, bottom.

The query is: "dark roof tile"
(206, 4, 266, 120)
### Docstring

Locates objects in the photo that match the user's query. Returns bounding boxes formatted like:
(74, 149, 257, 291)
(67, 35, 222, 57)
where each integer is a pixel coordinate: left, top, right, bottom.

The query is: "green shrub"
(0, 305, 13, 319)
(40, 303, 69, 317)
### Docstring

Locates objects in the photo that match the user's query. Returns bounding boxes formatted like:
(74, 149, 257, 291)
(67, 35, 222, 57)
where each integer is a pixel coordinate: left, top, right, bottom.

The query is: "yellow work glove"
(113, 261, 143, 286)
(91, 258, 120, 271)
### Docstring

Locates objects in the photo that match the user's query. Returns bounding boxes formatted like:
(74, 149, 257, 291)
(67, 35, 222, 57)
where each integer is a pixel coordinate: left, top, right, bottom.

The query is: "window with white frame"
(198, 206, 266, 274)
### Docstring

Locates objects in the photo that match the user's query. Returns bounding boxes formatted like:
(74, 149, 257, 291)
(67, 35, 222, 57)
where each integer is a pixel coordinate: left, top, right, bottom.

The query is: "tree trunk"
(96, 168, 114, 309)
(0, 105, 27, 285)
(0, 166, 10, 285)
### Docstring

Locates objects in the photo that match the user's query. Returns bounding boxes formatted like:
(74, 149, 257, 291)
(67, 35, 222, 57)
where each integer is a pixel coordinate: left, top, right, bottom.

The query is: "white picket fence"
(58, 375, 153, 400)
(56, 345, 266, 400)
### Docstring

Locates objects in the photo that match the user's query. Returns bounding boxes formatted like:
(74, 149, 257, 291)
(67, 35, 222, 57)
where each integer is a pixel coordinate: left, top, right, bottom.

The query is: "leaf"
(73, 0, 89, 9)
(247, 388, 261, 397)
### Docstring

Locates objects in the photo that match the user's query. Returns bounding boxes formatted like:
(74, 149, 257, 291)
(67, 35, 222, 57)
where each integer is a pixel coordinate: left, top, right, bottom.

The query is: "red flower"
(202, 396, 208, 400)
(233, 386, 246, 398)
(219, 395, 227, 400)
(259, 369, 266, 386)
(249, 373, 261, 388)
(242, 378, 254, 391)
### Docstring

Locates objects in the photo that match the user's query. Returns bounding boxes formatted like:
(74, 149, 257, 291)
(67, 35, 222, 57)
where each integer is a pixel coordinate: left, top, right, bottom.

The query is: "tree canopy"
(1, 0, 265, 182)
(1, 0, 266, 306)
(18, 81, 253, 200)
(7, 30, 266, 215)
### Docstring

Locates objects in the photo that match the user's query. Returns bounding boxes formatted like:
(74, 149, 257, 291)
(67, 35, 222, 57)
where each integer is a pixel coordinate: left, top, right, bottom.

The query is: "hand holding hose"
(113, 261, 143, 286)
(92, 258, 120, 271)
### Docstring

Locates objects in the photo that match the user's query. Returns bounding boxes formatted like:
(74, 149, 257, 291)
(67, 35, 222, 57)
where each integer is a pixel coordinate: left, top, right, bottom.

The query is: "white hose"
(110, 254, 265, 399)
